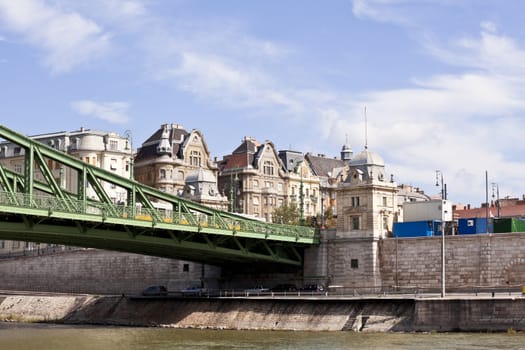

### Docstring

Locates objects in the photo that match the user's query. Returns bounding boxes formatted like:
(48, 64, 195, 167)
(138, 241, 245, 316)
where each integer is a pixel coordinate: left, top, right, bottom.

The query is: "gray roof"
(350, 148, 384, 167)
(305, 153, 346, 177)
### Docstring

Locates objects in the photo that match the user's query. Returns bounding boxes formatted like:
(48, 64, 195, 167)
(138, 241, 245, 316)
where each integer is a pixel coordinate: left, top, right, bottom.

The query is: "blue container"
(393, 220, 441, 238)
(458, 218, 492, 234)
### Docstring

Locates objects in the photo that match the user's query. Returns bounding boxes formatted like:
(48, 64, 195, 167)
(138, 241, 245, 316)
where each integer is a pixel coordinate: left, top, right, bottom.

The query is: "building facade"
(305, 152, 349, 227)
(133, 123, 227, 210)
(218, 137, 287, 221)
(279, 150, 321, 224)
(337, 148, 398, 239)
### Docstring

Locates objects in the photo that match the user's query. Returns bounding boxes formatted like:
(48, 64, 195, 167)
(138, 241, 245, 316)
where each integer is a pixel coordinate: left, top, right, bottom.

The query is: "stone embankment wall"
(379, 233, 525, 292)
(0, 249, 220, 294)
(1, 295, 525, 332)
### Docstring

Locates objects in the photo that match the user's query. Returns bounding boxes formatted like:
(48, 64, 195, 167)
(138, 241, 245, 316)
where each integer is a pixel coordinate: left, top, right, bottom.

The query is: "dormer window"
(190, 150, 201, 166)
(263, 160, 274, 176)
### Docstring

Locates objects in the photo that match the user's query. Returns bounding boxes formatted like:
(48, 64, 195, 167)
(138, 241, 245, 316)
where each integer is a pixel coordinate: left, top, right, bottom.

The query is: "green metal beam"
(0, 214, 304, 265)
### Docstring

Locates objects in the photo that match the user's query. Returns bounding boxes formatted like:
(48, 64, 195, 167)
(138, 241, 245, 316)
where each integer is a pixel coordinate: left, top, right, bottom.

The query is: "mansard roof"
(305, 153, 346, 177)
(135, 124, 188, 162)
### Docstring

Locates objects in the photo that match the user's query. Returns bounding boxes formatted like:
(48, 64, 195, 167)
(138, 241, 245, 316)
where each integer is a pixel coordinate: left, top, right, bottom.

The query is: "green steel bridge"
(0, 125, 319, 266)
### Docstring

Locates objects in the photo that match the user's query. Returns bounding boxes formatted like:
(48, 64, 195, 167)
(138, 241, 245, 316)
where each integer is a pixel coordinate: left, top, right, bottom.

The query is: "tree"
(272, 202, 300, 225)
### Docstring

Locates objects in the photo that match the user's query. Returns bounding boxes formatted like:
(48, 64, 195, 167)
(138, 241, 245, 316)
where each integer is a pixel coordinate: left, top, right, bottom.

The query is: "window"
(253, 196, 260, 205)
(14, 147, 21, 155)
(109, 140, 118, 151)
(177, 170, 184, 180)
(0, 240, 4, 249)
(278, 182, 283, 192)
(352, 216, 360, 230)
(159, 169, 166, 179)
(263, 160, 274, 176)
(253, 180, 259, 188)
(190, 150, 202, 167)
(110, 158, 117, 170)
(14, 164, 22, 173)
(125, 161, 130, 172)
(382, 196, 387, 207)
(351, 259, 359, 269)
(352, 196, 360, 207)
(183, 263, 189, 272)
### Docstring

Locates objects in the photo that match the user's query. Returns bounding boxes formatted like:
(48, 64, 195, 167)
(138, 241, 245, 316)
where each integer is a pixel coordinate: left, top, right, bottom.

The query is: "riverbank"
(1, 293, 525, 332)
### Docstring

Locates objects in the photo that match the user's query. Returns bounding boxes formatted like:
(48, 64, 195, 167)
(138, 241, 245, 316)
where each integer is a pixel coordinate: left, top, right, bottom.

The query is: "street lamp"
(492, 182, 500, 218)
(299, 175, 305, 226)
(435, 170, 447, 200)
(435, 169, 446, 298)
(321, 191, 326, 229)
(124, 130, 133, 181)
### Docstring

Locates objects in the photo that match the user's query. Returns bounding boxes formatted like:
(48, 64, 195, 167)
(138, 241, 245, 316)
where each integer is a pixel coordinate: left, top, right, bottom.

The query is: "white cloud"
(71, 100, 130, 124)
(0, 0, 111, 73)
(352, 0, 413, 25)
(425, 29, 525, 76)
(313, 23, 525, 203)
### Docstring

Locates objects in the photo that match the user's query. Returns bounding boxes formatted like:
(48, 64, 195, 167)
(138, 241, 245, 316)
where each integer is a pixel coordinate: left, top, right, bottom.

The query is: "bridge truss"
(0, 125, 318, 266)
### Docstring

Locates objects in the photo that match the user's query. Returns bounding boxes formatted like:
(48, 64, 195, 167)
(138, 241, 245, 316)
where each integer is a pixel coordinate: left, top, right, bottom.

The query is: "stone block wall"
(0, 249, 221, 294)
(325, 237, 382, 292)
(379, 233, 525, 292)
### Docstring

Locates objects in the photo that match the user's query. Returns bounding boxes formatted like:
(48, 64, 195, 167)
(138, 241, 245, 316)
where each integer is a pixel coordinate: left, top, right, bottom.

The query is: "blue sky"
(1, 0, 524, 205)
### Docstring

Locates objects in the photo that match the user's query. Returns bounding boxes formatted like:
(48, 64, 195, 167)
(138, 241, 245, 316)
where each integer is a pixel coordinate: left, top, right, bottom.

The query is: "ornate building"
(279, 150, 320, 224)
(134, 123, 227, 210)
(337, 147, 397, 238)
(218, 137, 287, 221)
(305, 152, 349, 227)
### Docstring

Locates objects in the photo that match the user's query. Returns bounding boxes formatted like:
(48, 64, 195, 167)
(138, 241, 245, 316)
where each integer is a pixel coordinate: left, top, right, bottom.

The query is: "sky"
(0, 0, 524, 206)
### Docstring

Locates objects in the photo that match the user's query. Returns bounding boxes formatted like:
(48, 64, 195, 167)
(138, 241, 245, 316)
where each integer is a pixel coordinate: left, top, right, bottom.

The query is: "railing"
(0, 191, 318, 242)
(164, 286, 525, 299)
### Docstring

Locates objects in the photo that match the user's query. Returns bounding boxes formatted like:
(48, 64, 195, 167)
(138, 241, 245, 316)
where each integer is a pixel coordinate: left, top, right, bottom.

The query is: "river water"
(1, 323, 525, 350)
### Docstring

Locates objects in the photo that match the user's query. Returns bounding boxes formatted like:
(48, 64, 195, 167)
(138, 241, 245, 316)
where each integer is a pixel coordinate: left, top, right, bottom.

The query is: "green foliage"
(272, 202, 300, 225)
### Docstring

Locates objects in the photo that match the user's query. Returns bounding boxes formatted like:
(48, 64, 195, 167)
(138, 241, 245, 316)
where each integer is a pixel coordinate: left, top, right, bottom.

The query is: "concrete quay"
(1, 292, 525, 332)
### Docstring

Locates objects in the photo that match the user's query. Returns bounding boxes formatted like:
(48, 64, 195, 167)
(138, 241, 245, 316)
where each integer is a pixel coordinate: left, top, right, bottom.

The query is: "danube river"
(1, 324, 525, 350)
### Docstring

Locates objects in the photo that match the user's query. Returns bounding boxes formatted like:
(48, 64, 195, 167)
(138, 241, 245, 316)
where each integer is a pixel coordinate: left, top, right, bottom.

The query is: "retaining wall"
(1, 294, 525, 332)
(379, 233, 525, 292)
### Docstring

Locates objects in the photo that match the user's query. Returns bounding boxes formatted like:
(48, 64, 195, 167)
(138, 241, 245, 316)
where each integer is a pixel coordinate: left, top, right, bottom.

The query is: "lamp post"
(124, 130, 133, 181)
(321, 191, 326, 229)
(229, 173, 237, 213)
(435, 170, 446, 298)
(299, 175, 305, 226)
(491, 182, 500, 218)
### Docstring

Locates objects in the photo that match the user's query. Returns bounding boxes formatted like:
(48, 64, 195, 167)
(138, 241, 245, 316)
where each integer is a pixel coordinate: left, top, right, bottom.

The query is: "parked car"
(244, 285, 270, 294)
(181, 285, 207, 296)
(271, 284, 297, 292)
(141, 285, 168, 296)
(300, 284, 325, 292)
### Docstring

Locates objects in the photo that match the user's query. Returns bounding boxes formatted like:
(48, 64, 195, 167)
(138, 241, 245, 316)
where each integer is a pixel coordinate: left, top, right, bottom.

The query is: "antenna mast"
(364, 106, 368, 149)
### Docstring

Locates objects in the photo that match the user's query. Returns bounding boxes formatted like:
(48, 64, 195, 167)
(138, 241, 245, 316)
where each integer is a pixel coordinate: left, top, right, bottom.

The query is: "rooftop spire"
(364, 106, 368, 150)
